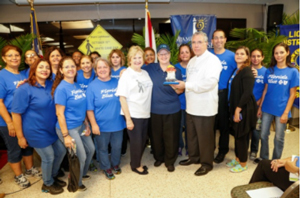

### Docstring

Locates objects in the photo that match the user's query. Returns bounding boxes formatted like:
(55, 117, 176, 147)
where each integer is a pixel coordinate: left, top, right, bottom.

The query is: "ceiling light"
(60, 45, 74, 48)
(44, 42, 66, 46)
(165, 19, 170, 23)
(10, 25, 24, 32)
(73, 35, 89, 39)
(0, 24, 10, 33)
(41, 37, 54, 42)
(51, 20, 94, 29)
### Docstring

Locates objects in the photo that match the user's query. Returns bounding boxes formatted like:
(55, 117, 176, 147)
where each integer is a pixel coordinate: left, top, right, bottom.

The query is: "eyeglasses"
(63, 65, 76, 69)
(25, 53, 37, 58)
(5, 54, 20, 58)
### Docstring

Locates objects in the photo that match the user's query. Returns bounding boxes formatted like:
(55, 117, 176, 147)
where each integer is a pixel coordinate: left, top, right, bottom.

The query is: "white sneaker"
(14, 174, 30, 188)
(25, 166, 42, 178)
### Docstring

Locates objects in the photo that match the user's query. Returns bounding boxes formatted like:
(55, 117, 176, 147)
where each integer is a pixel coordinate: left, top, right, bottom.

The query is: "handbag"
(67, 147, 80, 192)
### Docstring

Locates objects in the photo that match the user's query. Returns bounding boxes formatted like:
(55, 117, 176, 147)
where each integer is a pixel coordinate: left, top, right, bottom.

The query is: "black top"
(229, 66, 257, 138)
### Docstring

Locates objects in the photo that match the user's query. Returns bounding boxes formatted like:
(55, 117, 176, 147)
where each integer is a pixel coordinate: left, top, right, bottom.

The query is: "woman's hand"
(18, 136, 28, 149)
(126, 119, 134, 130)
(233, 107, 242, 123)
(280, 113, 288, 124)
(257, 107, 262, 118)
(91, 124, 100, 136)
(64, 135, 73, 148)
(7, 122, 16, 137)
(84, 124, 91, 136)
(271, 159, 286, 172)
(16, 79, 27, 88)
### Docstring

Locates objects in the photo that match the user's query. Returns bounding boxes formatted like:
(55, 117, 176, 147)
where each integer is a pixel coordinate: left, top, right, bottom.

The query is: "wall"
(271, 0, 299, 15)
(0, 2, 265, 28)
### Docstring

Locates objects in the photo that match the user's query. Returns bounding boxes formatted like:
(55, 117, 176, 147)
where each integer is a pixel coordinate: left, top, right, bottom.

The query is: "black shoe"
(56, 169, 65, 177)
(78, 184, 87, 191)
(167, 165, 175, 172)
(179, 159, 199, 166)
(82, 175, 91, 180)
(143, 166, 148, 171)
(131, 168, 148, 175)
(54, 177, 66, 187)
(214, 153, 226, 164)
(42, 183, 63, 195)
(194, 166, 211, 176)
(253, 158, 263, 164)
(154, 161, 163, 167)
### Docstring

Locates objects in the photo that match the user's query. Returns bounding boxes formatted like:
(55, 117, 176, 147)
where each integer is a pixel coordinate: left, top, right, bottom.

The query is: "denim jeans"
(56, 124, 95, 186)
(35, 139, 66, 186)
(260, 112, 286, 160)
(179, 110, 188, 150)
(94, 130, 123, 170)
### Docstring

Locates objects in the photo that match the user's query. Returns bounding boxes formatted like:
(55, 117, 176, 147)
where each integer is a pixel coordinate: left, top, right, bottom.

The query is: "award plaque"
(163, 65, 179, 85)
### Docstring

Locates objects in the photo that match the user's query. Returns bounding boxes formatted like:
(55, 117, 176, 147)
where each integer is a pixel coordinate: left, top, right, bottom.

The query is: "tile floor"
(0, 128, 298, 198)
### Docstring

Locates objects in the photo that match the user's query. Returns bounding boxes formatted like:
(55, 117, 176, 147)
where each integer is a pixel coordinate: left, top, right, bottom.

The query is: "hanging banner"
(170, 15, 216, 48)
(280, 24, 299, 108)
(78, 25, 122, 59)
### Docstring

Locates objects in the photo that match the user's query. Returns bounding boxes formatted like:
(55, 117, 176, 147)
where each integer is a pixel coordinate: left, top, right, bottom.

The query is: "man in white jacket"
(173, 31, 222, 176)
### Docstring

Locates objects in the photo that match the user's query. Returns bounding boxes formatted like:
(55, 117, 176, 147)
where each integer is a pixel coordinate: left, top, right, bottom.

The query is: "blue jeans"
(35, 139, 66, 186)
(94, 130, 123, 170)
(56, 124, 95, 186)
(260, 112, 286, 160)
(179, 110, 188, 150)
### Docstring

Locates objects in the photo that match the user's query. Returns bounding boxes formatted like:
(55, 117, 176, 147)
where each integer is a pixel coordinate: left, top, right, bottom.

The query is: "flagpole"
(27, 0, 33, 9)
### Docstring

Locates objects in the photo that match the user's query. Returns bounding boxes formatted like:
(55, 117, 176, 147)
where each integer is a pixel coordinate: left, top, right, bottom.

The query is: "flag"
(30, 7, 43, 58)
(145, 2, 157, 62)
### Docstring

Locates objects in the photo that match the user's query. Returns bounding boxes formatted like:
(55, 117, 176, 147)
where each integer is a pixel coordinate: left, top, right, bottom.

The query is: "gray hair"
(191, 31, 208, 42)
(94, 57, 111, 71)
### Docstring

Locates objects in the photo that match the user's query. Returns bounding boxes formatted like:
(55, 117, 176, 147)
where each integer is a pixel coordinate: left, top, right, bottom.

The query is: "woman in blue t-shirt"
(45, 47, 64, 80)
(109, 49, 126, 80)
(258, 43, 299, 160)
(249, 49, 267, 160)
(12, 59, 66, 195)
(174, 44, 194, 156)
(86, 58, 125, 180)
(52, 57, 95, 191)
(0, 45, 41, 189)
(76, 55, 95, 93)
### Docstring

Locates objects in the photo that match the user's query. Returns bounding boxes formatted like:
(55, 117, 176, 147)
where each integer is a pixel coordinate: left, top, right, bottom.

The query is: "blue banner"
(280, 24, 299, 108)
(170, 15, 216, 48)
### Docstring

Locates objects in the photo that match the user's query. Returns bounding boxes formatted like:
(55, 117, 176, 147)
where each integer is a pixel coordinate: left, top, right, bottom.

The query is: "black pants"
(151, 111, 180, 166)
(234, 132, 250, 163)
(249, 159, 293, 191)
(121, 128, 128, 155)
(187, 113, 215, 170)
(127, 118, 148, 169)
(214, 89, 229, 154)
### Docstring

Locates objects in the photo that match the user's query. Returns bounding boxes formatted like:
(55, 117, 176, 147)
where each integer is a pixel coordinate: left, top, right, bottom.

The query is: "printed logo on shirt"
(111, 75, 120, 79)
(267, 74, 289, 85)
(79, 83, 88, 90)
(101, 88, 117, 99)
(221, 60, 228, 70)
(256, 75, 264, 84)
(71, 89, 86, 100)
(13, 81, 21, 86)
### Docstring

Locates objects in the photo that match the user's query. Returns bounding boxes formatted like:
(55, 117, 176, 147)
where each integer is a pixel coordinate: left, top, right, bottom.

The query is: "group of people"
(0, 29, 298, 195)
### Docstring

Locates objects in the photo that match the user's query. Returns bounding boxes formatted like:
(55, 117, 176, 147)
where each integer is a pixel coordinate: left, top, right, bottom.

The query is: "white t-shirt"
(185, 50, 222, 116)
(116, 67, 153, 118)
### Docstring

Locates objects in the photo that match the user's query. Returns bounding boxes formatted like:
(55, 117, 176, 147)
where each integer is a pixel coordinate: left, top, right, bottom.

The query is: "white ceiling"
(2, 0, 278, 5)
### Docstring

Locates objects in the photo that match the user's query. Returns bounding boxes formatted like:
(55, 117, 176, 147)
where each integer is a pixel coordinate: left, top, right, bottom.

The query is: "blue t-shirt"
(76, 69, 95, 92)
(174, 62, 186, 110)
(86, 78, 125, 132)
(211, 49, 237, 90)
(54, 80, 87, 130)
(21, 68, 30, 78)
(0, 69, 27, 126)
(144, 63, 182, 114)
(52, 73, 56, 81)
(253, 66, 267, 101)
(11, 80, 57, 148)
(228, 69, 237, 101)
(111, 66, 127, 80)
(262, 66, 299, 117)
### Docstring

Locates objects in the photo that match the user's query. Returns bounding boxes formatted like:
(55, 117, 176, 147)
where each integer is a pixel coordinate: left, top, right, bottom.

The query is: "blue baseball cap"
(157, 44, 170, 53)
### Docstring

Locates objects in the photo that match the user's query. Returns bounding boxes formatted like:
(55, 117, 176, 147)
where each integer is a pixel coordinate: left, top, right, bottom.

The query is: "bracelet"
(63, 134, 69, 138)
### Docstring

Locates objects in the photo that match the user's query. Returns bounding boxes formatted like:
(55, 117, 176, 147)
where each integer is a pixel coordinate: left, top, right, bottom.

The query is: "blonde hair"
(127, 46, 145, 67)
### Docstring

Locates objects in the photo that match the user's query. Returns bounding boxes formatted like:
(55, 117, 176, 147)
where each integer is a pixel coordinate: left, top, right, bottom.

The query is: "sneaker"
(249, 152, 257, 160)
(25, 166, 42, 178)
(112, 165, 122, 175)
(121, 152, 126, 157)
(185, 150, 189, 156)
(78, 184, 87, 191)
(88, 162, 98, 172)
(253, 158, 263, 164)
(54, 177, 66, 187)
(14, 174, 30, 188)
(103, 169, 115, 180)
(41, 183, 63, 195)
(82, 175, 91, 180)
(57, 169, 65, 177)
(230, 164, 248, 173)
(178, 148, 182, 156)
(226, 159, 239, 168)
